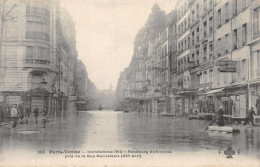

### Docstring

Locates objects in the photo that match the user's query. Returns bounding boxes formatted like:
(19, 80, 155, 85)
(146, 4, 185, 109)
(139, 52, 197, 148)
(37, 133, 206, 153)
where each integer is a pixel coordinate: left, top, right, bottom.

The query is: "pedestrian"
(41, 107, 48, 128)
(18, 102, 24, 124)
(193, 106, 199, 115)
(244, 107, 256, 126)
(25, 105, 31, 124)
(216, 106, 225, 126)
(255, 95, 260, 116)
(34, 105, 39, 124)
(11, 104, 18, 128)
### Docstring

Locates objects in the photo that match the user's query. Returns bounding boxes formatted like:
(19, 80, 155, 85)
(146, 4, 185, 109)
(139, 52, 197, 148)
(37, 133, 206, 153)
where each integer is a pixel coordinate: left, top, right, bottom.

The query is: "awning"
(205, 88, 224, 95)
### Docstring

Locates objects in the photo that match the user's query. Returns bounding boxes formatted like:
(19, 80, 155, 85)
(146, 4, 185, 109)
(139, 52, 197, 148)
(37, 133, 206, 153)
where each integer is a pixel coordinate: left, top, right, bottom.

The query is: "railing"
(24, 59, 50, 65)
(24, 59, 50, 69)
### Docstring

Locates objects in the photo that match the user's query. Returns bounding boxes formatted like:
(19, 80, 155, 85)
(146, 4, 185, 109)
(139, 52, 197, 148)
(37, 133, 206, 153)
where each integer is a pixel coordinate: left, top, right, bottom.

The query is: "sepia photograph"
(0, 0, 260, 166)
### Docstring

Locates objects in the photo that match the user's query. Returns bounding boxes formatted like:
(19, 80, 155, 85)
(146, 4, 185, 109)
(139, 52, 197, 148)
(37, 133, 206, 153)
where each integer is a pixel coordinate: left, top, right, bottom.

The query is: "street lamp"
(40, 78, 47, 112)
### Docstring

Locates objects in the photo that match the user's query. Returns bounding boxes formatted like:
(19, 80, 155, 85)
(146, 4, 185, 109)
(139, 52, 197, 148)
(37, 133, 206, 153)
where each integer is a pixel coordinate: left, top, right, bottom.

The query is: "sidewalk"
(0, 116, 56, 130)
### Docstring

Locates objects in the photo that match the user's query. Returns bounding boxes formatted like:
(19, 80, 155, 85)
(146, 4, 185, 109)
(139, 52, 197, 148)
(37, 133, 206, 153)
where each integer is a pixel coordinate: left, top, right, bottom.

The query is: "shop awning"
(205, 88, 224, 95)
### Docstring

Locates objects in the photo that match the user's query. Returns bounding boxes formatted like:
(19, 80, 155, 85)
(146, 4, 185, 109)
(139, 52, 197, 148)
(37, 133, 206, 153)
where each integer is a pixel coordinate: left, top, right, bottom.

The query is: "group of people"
(10, 103, 49, 128)
(216, 106, 257, 126)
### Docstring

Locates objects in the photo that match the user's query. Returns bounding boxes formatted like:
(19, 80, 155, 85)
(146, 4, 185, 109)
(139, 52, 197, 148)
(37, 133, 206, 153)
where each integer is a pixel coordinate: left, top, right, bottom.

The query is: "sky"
(60, 0, 176, 90)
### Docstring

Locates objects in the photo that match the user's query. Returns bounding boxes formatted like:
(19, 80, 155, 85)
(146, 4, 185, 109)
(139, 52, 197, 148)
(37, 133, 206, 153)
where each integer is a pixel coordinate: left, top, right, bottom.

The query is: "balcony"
(24, 58, 50, 69)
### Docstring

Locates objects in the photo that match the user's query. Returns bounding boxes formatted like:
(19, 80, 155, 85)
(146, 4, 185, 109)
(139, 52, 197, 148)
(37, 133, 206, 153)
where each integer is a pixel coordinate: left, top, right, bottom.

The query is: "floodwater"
(0, 110, 260, 167)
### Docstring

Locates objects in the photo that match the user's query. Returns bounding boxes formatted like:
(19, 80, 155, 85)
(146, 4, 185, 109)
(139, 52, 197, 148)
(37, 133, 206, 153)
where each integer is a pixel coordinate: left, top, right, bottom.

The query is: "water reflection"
(0, 110, 260, 165)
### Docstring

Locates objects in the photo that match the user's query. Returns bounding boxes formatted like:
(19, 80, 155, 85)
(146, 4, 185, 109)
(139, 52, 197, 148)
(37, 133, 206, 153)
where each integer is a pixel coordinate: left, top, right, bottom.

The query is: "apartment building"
(0, 0, 58, 111)
(176, 0, 193, 115)
(245, 0, 260, 115)
(0, 0, 79, 114)
(168, 11, 178, 114)
(213, 0, 251, 117)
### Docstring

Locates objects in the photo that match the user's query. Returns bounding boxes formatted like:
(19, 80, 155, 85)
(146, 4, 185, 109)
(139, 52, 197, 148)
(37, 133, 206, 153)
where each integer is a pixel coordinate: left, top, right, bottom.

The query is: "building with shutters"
(212, 0, 252, 117)
(247, 0, 260, 115)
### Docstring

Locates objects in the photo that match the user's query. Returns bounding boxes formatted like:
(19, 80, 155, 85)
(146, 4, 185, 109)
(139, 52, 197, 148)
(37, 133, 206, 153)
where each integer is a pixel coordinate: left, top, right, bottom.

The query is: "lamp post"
(40, 78, 47, 112)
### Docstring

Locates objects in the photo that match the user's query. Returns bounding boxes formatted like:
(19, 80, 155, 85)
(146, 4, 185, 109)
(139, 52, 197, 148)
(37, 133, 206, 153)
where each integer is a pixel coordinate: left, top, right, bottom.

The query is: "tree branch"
(3, 3, 16, 20)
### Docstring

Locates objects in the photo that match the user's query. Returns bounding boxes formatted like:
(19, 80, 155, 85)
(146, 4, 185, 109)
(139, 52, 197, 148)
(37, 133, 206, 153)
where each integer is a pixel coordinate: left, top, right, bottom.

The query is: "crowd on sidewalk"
(0, 102, 50, 128)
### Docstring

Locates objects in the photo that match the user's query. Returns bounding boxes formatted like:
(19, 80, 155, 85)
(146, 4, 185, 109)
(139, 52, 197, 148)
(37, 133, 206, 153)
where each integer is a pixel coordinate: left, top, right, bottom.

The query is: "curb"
(0, 122, 13, 127)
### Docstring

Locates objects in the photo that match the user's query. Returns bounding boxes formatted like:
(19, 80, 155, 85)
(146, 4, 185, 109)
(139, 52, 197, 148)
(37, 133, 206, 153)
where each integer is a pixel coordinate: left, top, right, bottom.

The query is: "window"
(204, 0, 207, 12)
(204, 71, 208, 83)
(196, 4, 200, 19)
(38, 47, 49, 60)
(241, 59, 247, 80)
(196, 50, 200, 65)
(225, 34, 229, 53)
(233, 29, 237, 49)
(187, 36, 190, 48)
(257, 51, 260, 76)
(209, 70, 213, 82)
(232, 0, 237, 16)
(196, 27, 200, 42)
(242, 0, 246, 10)
(242, 24, 247, 45)
(26, 46, 34, 58)
(204, 21, 207, 37)
(209, 17, 213, 33)
(217, 9, 221, 27)
(253, 7, 260, 39)
(217, 38, 221, 56)
(225, 3, 229, 21)
(209, 42, 213, 52)
(192, 10, 195, 22)
(203, 45, 207, 62)
(192, 31, 195, 45)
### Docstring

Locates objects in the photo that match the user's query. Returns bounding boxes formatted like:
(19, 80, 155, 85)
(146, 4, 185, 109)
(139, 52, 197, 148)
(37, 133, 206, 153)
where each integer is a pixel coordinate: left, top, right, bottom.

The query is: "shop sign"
(219, 61, 237, 72)
(200, 61, 213, 71)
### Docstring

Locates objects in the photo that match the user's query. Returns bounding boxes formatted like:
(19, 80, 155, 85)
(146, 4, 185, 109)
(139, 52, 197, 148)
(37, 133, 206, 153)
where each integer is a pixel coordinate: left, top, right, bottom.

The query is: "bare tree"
(0, 0, 20, 74)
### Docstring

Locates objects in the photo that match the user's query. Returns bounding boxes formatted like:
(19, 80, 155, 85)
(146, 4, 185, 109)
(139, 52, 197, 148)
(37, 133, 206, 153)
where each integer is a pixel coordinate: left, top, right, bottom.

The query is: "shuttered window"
(242, 24, 247, 45)
(225, 3, 229, 21)
(232, 0, 237, 16)
(232, 29, 237, 49)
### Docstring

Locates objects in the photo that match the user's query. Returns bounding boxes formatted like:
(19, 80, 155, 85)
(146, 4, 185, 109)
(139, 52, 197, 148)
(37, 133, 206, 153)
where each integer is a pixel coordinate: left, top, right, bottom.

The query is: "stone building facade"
(0, 0, 85, 115)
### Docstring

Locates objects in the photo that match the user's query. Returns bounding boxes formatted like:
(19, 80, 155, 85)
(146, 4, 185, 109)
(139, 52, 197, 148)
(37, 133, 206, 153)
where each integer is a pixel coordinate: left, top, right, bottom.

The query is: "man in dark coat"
(244, 107, 256, 126)
(25, 105, 31, 124)
(34, 105, 39, 124)
(216, 106, 225, 126)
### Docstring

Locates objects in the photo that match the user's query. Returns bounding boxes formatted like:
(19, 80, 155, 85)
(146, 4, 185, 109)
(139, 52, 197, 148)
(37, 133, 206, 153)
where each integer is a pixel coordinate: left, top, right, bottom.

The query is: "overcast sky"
(60, 0, 176, 90)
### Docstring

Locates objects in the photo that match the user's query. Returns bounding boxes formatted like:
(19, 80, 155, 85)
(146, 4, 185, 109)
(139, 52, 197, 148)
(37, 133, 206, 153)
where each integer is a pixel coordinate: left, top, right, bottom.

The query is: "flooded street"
(0, 110, 260, 166)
